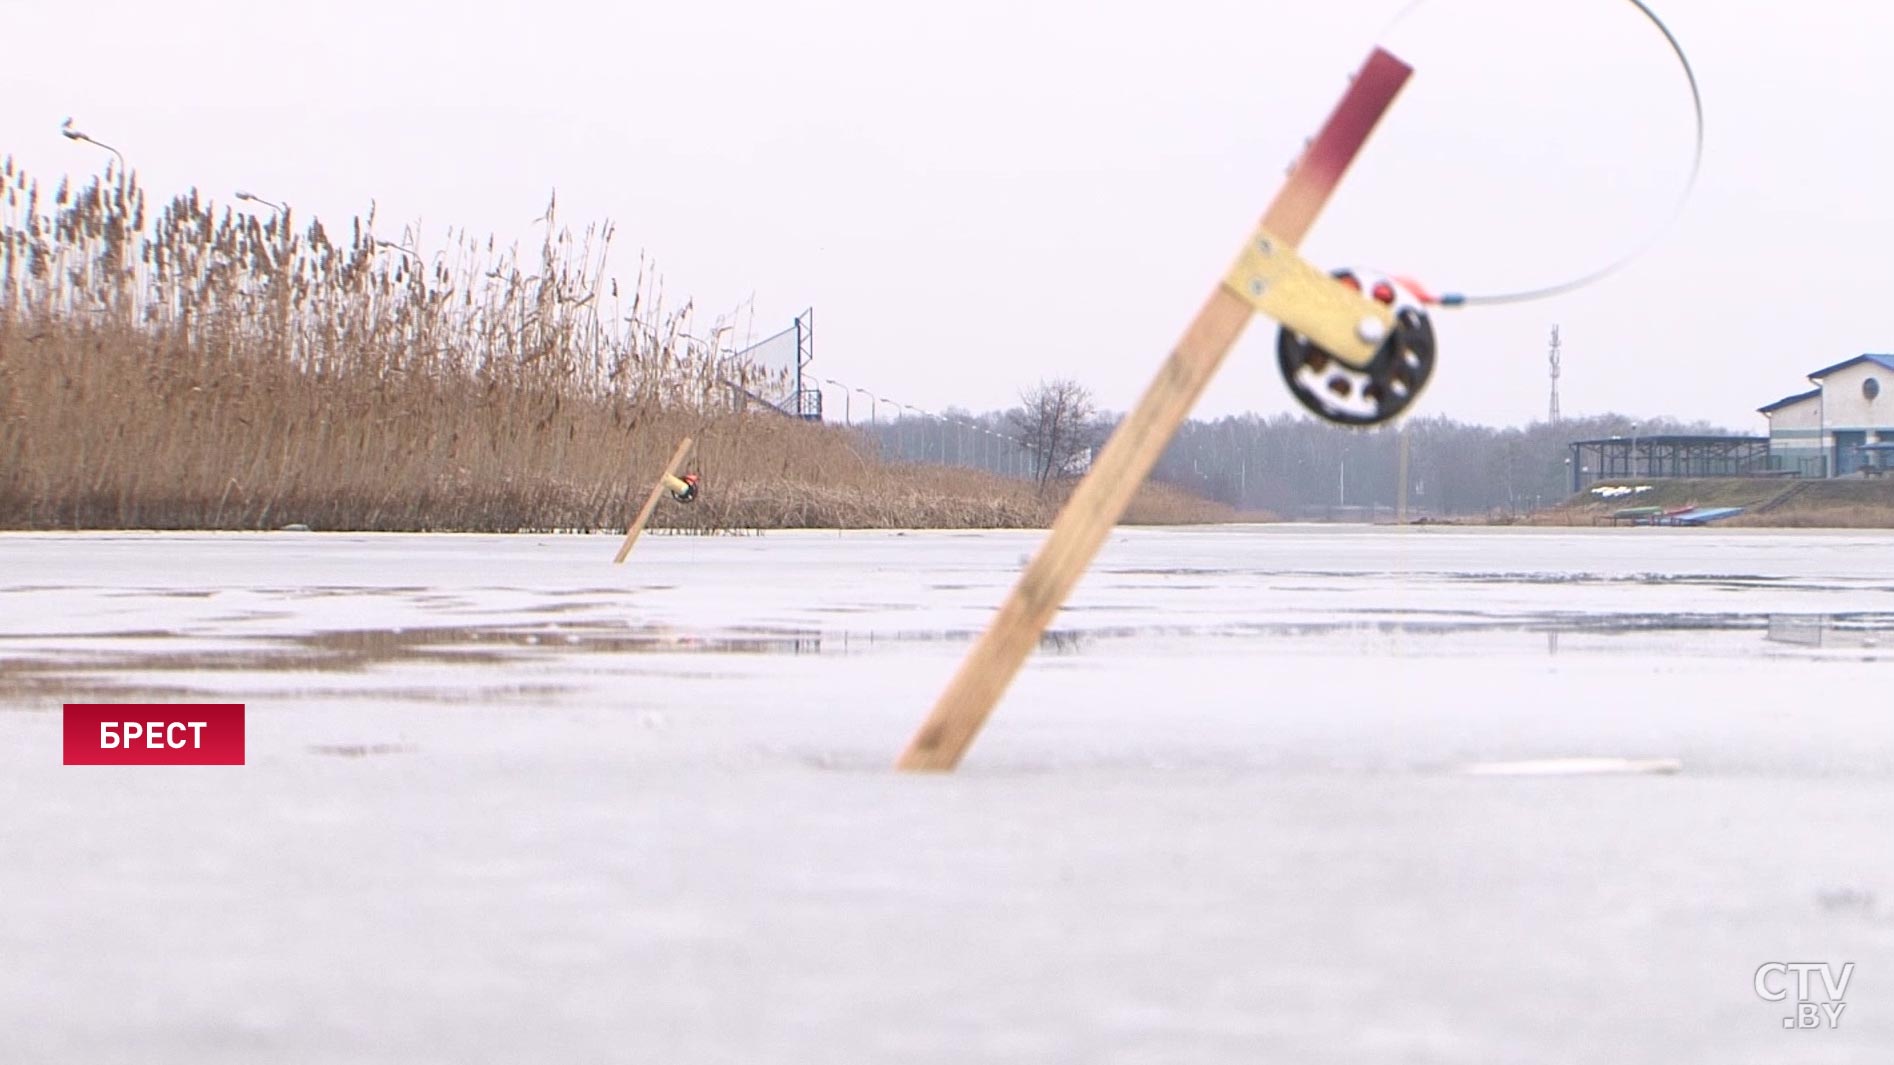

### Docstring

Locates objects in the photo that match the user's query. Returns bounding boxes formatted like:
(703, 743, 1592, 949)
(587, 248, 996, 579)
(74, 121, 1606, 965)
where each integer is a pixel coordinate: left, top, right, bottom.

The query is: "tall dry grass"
(1525, 476, 1894, 528)
(0, 160, 1216, 531)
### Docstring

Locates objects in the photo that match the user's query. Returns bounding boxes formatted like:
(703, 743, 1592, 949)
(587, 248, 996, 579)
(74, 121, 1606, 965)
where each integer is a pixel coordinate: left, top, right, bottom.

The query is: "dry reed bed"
(1525, 477, 1894, 529)
(1723, 479, 1894, 528)
(1725, 509, 1894, 529)
(0, 160, 1215, 531)
(2, 316, 1063, 531)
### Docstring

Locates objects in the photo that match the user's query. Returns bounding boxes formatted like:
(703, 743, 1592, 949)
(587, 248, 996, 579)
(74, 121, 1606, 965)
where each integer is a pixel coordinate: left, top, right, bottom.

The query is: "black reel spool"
(1276, 268, 1436, 426)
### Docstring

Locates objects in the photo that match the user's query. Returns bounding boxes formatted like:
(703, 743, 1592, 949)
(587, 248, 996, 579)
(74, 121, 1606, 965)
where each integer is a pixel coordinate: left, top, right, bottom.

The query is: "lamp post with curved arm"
(235, 190, 286, 214)
(821, 378, 851, 425)
(902, 406, 930, 462)
(884, 400, 908, 460)
(60, 118, 125, 175)
(948, 416, 980, 469)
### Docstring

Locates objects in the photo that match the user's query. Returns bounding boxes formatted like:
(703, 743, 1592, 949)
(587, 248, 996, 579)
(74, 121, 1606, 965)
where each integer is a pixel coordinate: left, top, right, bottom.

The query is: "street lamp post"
(880, 399, 902, 456)
(60, 118, 125, 175)
(235, 190, 286, 214)
(822, 378, 850, 425)
(904, 406, 933, 462)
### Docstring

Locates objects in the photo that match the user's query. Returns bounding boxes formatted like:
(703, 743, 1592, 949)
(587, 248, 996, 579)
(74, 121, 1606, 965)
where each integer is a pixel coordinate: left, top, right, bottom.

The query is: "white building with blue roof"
(1758, 354, 1894, 476)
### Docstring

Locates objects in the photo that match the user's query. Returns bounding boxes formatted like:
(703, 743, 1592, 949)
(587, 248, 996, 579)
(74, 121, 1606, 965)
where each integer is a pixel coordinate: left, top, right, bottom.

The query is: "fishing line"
(1272, 0, 1702, 425)
(1376, 0, 1704, 307)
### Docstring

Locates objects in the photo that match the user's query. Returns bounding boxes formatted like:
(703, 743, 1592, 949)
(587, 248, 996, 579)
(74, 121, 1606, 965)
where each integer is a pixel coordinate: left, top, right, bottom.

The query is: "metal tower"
(793, 308, 820, 420)
(1547, 324, 1562, 424)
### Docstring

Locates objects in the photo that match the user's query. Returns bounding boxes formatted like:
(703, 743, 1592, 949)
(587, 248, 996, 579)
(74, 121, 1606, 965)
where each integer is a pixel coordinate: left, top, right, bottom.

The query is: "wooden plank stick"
(897, 48, 1413, 771)
(613, 436, 693, 564)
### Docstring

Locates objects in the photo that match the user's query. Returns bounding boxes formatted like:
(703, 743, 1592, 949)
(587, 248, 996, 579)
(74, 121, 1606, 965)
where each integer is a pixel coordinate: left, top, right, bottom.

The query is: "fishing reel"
(663, 472, 699, 504)
(1276, 268, 1435, 426)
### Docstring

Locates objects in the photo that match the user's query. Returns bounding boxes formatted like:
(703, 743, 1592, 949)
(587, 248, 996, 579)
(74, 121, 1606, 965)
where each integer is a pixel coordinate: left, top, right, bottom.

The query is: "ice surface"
(2, 525, 1891, 1062)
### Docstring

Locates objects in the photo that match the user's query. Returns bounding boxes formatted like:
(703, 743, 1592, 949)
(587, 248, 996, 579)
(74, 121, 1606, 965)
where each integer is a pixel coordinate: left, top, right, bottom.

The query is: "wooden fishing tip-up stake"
(897, 48, 1414, 771)
(613, 436, 694, 564)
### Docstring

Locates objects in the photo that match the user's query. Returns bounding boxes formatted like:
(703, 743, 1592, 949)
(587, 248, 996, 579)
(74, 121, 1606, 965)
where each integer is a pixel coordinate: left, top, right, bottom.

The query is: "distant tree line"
(855, 378, 1103, 486)
(1142, 411, 1740, 518)
(857, 377, 1746, 516)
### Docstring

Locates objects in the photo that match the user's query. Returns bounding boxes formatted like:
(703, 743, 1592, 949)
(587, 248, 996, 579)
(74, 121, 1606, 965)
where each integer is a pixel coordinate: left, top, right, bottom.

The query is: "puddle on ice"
(0, 536, 1882, 794)
(3, 608, 1890, 701)
(2, 525, 1892, 713)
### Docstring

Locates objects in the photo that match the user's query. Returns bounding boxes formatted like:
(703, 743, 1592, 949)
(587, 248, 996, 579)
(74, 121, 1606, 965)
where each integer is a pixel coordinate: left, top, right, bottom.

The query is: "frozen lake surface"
(2, 525, 1892, 1063)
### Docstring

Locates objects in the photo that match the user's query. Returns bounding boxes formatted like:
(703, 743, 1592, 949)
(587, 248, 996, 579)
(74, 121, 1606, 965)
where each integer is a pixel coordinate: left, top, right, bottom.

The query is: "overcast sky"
(4, 0, 1890, 429)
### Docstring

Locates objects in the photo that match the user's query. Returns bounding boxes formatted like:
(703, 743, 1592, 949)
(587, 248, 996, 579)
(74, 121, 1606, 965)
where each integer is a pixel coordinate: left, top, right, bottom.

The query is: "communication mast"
(1547, 325, 1562, 424)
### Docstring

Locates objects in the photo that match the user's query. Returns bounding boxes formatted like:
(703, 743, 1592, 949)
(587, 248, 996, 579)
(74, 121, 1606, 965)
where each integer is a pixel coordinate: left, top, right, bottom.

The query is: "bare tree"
(1010, 377, 1098, 490)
